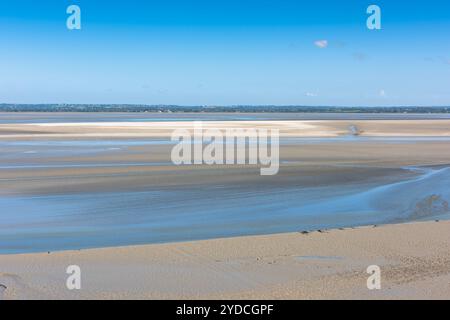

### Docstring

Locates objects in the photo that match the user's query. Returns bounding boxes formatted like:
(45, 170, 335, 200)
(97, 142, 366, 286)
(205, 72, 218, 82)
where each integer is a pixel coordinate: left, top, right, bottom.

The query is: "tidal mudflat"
(1, 114, 450, 254)
(1, 113, 450, 300)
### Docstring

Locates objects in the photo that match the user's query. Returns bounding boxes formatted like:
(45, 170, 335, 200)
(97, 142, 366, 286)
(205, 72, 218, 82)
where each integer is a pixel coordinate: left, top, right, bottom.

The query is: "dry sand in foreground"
(1, 221, 449, 300)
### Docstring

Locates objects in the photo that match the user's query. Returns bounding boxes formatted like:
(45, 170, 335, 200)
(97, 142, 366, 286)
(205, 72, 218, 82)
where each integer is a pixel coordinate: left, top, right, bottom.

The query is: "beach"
(3, 0, 450, 303)
(1, 114, 450, 299)
(1, 221, 449, 300)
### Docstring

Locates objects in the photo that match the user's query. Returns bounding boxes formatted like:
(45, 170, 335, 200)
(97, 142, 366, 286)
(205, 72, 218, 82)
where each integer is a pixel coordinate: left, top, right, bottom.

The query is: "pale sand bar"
(1, 120, 450, 139)
(0, 221, 449, 300)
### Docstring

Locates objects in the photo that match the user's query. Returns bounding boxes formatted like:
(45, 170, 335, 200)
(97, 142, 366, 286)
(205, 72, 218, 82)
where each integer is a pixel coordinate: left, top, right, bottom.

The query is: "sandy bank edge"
(1, 220, 449, 300)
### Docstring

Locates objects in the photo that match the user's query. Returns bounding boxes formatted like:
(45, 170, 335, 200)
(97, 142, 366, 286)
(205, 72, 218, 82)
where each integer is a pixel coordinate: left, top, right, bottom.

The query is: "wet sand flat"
(2, 112, 450, 125)
(1, 117, 450, 299)
(1, 138, 450, 253)
(4, 141, 450, 196)
(1, 119, 450, 253)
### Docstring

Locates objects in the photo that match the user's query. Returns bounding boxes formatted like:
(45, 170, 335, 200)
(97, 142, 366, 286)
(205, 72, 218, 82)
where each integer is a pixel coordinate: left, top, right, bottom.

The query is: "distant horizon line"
(2, 103, 450, 108)
(2, 104, 450, 114)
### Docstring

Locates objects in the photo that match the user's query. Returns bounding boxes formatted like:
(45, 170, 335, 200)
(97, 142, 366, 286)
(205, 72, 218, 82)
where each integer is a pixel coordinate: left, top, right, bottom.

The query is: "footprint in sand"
(1, 273, 48, 300)
(0, 284, 6, 300)
(0, 273, 24, 300)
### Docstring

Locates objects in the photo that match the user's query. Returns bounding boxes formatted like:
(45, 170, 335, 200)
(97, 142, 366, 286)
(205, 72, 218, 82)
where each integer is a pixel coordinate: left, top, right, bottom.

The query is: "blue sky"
(0, 0, 449, 106)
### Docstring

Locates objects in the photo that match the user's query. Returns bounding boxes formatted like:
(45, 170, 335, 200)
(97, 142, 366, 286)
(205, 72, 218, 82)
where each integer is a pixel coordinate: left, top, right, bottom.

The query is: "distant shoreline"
(1, 104, 450, 113)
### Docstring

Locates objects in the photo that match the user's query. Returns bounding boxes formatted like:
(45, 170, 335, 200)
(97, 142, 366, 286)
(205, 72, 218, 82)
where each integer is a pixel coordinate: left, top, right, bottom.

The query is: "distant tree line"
(1, 104, 450, 113)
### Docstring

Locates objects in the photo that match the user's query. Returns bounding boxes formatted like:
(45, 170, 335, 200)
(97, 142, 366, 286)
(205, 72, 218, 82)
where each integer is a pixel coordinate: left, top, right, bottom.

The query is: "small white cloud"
(379, 89, 386, 97)
(314, 40, 328, 49)
(305, 92, 318, 97)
